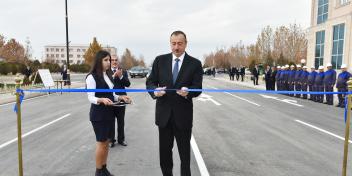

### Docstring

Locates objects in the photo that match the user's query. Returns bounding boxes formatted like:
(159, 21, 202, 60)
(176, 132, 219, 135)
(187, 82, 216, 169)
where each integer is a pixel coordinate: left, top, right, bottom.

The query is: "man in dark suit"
(252, 65, 259, 85)
(146, 31, 203, 176)
(61, 65, 68, 85)
(110, 58, 131, 147)
(264, 65, 272, 90)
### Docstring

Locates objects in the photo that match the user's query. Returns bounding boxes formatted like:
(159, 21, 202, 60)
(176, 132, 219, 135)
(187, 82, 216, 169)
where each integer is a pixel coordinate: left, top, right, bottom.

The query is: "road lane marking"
(0, 95, 50, 107)
(0, 86, 85, 107)
(295, 120, 352, 143)
(197, 94, 221, 106)
(0, 113, 71, 150)
(260, 94, 303, 107)
(225, 92, 261, 107)
(191, 135, 210, 176)
(206, 85, 260, 107)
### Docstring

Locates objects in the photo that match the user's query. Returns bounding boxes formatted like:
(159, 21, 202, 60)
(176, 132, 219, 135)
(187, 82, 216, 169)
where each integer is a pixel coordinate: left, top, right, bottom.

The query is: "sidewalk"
(213, 74, 266, 90)
(212, 74, 340, 106)
(0, 82, 85, 105)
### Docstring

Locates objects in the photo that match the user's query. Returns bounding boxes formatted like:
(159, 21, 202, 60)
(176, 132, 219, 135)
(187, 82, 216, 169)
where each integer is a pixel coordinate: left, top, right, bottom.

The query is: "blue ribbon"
(13, 88, 351, 115)
(13, 89, 24, 113)
(344, 96, 348, 123)
(14, 88, 352, 95)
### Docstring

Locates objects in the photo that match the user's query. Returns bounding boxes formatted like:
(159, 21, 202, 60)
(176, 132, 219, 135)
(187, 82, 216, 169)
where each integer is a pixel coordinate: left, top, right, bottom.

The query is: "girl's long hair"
(88, 50, 112, 80)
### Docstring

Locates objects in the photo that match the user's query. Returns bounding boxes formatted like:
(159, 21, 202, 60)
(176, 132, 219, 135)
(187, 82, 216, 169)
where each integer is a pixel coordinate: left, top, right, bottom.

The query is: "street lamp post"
(65, 0, 71, 85)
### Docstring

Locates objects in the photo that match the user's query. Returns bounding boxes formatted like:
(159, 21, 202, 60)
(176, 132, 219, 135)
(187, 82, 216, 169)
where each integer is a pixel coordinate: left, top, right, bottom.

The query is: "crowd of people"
(263, 63, 351, 108)
(228, 66, 246, 82)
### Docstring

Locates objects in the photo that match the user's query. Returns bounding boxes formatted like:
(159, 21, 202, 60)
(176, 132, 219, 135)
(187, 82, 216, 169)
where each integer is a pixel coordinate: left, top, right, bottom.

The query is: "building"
(307, 0, 352, 70)
(44, 44, 117, 65)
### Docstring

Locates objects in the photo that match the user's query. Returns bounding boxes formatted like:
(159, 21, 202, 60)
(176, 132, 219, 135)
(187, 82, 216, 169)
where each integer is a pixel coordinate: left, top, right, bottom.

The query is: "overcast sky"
(1, 0, 311, 65)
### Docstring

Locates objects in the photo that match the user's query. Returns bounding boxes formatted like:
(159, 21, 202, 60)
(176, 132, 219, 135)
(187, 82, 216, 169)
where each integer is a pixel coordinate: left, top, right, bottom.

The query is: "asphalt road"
(0, 76, 351, 176)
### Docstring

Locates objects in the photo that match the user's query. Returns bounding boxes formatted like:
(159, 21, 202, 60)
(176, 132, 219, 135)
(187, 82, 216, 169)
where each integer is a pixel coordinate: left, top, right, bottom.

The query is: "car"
(129, 66, 148, 78)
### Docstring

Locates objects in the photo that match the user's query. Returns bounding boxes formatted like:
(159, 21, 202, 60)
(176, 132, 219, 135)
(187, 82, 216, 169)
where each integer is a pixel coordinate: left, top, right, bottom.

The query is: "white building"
(44, 44, 117, 65)
(307, 0, 352, 70)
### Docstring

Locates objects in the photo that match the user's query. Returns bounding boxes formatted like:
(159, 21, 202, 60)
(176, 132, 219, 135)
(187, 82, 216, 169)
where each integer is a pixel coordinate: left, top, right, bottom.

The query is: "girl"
(86, 50, 130, 176)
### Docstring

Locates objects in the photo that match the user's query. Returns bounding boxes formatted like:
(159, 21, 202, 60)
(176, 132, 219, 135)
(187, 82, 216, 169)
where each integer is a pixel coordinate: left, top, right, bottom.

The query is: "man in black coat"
(110, 58, 131, 147)
(146, 31, 203, 176)
(240, 66, 245, 82)
(264, 65, 272, 90)
(252, 65, 259, 85)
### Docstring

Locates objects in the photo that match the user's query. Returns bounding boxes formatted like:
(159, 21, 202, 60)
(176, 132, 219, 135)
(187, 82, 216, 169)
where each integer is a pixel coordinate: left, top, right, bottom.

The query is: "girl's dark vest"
(89, 73, 115, 122)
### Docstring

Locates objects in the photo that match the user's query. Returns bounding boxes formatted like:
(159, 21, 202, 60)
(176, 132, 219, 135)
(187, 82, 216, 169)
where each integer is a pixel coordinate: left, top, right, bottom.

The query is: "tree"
(256, 26, 273, 61)
(138, 55, 146, 67)
(0, 34, 5, 49)
(120, 48, 138, 69)
(1, 38, 25, 63)
(84, 37, 102, 66)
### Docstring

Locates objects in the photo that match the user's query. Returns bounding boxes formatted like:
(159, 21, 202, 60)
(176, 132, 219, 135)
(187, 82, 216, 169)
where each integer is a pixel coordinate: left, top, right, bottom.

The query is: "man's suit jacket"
(113, 70, 130, 96)
(146, 53, 203, 130)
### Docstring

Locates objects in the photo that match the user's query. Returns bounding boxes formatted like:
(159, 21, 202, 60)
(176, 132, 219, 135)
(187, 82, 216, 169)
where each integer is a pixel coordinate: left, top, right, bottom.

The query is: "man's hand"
(177, 87, 188, 98)
(154, 87, 166, 97)
(97, 98, 113, 105)
(113, 68, 123, 78)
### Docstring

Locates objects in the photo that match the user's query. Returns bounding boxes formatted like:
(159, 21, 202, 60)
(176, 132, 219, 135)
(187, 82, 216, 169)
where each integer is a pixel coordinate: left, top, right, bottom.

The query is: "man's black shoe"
(323, 102, 328, 104)
(336, 104, 341, 107)
(118, 141, 128, 146)
(110, 142, 115, 148)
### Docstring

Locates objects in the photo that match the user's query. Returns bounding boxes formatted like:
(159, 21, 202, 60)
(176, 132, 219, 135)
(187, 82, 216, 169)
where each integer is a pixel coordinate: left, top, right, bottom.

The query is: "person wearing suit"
(252, 65, 259, 85)
(110, 58, 131, 147)
(86, 50, 131, 176)
(61, 65, 68, 85)
(264, 65, 272, 90)
(146, 31, 203, 176)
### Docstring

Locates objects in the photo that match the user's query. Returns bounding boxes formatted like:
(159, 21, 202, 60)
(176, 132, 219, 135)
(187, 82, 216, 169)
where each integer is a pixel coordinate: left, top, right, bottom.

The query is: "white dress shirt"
(86, 72, 119, 105)
(172, 52, 185, 72)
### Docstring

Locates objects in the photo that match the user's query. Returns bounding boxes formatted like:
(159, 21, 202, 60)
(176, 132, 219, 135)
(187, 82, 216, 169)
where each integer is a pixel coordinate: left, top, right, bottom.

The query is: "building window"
(46, 54, 49, 58)
(315, 30, 325, 69)
(46, 48, 49, 52)
(331, 23, 345, 69)
(69, 54, 73, 58)
(317, 0, 328, 24)
(82, 49, 86, 52)
(56, 48, 59, 52)
(77, 54, 81, 58)
(51, 54, 55, 57)
(61, 54, 65, 58)
(56, 54, 59, 58)
(340, 0, 350, 5)
(51, 48, 54, 52)
(77, 49, 81, 52)
(77, 60, 81, 64)
(61, 48, 64, 52)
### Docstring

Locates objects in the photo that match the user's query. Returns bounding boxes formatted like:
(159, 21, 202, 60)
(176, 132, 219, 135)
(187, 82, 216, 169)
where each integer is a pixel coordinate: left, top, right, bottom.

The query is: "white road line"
(295, 120, 352, 143)
(0, 113, 71, 150)
(207, 85, 260, 107)
(225, 92, 261, 107)
(0, 95, 50, 107)
(191, 135, 210, 176)
(0, 86, 85, 107)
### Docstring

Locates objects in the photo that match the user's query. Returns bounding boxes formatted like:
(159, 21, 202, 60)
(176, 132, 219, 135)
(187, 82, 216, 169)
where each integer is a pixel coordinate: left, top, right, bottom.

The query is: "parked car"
(129, 66, 148, 78)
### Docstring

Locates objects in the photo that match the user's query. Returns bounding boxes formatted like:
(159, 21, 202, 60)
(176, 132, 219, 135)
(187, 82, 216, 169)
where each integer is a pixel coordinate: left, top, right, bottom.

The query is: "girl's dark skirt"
(91, 120, 114, 142)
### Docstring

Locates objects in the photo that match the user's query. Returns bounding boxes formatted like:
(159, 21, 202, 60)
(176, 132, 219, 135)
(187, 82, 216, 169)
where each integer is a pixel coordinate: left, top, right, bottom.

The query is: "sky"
(0, 0, 311, 65)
